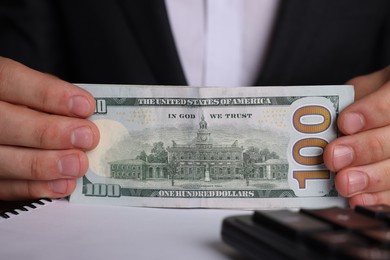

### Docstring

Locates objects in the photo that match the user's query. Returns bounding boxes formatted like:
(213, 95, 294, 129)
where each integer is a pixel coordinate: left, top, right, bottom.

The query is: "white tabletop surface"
(0, 199, 246, 260)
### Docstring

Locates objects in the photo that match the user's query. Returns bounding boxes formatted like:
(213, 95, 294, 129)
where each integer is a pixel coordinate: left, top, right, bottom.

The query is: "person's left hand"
(324, 65, 390, 207)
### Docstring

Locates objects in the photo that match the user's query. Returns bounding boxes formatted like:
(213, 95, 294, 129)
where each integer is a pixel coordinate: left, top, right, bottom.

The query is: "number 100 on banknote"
(71, 85, 354, 209)
(288, 97, 337, 197)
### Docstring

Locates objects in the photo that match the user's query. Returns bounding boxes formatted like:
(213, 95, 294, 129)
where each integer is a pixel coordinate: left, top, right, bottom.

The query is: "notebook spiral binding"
(0, 198, 53, 219)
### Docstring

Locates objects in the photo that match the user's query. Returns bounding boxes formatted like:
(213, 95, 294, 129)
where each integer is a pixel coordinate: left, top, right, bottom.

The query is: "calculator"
(221, 205, 390, 260)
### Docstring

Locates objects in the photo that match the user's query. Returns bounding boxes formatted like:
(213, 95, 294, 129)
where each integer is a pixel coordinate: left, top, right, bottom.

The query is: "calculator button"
(355, 204, 390, 218)
(301, 207, 384, 230)
(307, 231, 369, 251)
(360, 228, 390, 245)
(342, 246, 390, 260)
(253, 210, 333, 238)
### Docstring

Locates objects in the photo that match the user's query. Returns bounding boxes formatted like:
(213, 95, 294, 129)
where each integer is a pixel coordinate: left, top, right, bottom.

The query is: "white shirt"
(165, 0, 280, 87)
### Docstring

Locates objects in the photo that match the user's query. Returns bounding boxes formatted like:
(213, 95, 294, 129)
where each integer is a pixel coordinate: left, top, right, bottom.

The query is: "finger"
(0, 179, 76, 201)
(324, 126, 390, 172)
(0, 102, 99, 149)
(335, 159, 390, 197)
(347, 65, 390, 100)
(347, 190, 390, 208)
(338, 80, 390, 135)
(0, 57, 95, 117)
(0, 146, 88, 180)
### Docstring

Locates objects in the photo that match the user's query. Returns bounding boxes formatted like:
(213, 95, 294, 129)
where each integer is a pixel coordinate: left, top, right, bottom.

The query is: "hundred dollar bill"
(70, 84, 354, 209)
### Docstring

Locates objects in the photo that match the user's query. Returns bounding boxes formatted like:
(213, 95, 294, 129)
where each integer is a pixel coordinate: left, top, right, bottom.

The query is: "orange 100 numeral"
(293, 171, 331, 189)
(293, 105, 331, 133)
(293, 138, 327, 165)
(292, 105, 331, 189)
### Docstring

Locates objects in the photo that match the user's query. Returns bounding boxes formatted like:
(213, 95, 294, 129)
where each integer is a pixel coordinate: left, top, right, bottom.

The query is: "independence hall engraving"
(109, 115, 287, 182)
(167, 115, 244, 181)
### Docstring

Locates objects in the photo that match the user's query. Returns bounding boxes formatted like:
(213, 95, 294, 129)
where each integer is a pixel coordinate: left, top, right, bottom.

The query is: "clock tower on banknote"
(196, 114, 212, 181)
(196, 114, 211, 145)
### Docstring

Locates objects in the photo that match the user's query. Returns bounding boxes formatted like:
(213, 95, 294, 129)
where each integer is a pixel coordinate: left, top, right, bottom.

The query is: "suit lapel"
(117, 0, 187, 85)
(256, 0, 330, 85)
(117, 0, 330, 86)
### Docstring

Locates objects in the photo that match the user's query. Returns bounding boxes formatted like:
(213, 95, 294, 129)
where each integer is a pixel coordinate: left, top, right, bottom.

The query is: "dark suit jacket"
(0, 0, 389, 86)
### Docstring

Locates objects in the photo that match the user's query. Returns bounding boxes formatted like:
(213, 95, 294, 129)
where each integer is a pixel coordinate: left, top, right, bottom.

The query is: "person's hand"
(324, 65, 390, 207)
(0, 57, 99, 200)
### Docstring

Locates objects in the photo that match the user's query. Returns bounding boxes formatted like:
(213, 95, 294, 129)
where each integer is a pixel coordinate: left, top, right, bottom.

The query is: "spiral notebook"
(0, 199, 242, 260)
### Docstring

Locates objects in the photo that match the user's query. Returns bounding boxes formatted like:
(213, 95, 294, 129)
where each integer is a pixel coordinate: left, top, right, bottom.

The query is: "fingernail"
(49, 180, 68, 194)
(69, 96, 92, 117)
(71, 126, 94, 149)
(333, 145, 353, 170)
(58, 154, 80, 177)
(347, 170, 368, 195)
(342, 112, 364, 134)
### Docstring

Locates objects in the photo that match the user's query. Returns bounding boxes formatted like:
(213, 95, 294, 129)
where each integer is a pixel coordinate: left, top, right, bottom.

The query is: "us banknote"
(70, 84, 354, 209)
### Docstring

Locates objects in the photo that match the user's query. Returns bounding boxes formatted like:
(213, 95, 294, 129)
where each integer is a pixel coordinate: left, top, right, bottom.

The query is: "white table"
(0, 199, 245, 260)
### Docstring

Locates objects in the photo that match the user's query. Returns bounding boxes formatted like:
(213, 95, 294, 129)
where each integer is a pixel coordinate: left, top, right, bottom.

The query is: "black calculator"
(221, 205, 390, 260)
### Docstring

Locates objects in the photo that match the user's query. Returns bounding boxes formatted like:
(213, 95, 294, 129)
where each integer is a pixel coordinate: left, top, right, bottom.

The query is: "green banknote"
(70, 84, 354, 209)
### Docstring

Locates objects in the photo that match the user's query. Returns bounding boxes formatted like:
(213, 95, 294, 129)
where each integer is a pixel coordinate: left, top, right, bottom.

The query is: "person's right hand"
(0, 57, 100, 200)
